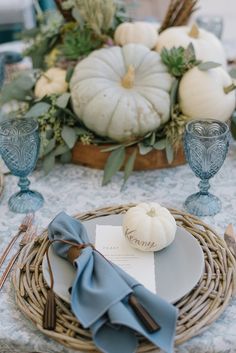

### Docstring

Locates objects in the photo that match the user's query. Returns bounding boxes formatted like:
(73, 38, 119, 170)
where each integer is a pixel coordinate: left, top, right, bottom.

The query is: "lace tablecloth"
(0, 143, 236, 353)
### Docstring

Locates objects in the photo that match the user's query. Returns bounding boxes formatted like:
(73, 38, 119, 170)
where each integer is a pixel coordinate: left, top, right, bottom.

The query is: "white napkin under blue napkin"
(48, 212, 178, 353)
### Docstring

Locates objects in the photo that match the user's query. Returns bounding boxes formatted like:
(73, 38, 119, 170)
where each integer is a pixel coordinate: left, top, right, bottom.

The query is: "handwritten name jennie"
(125, 228, 157, 250)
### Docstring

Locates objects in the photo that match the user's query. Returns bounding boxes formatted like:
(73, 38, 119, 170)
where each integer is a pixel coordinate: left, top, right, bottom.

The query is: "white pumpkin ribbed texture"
(179, 66, 236, 122)
(114, 21, 158, 49)
(122, 202, 177, 252)
(70, 44, 172, 142)
(156, 25, 227, 68)
(34, 68, 68, 99)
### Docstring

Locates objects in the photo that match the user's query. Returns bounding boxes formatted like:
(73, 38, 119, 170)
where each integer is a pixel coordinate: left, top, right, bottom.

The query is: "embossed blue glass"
(0, 118, 44, 213)
(184, 120, 229, 217)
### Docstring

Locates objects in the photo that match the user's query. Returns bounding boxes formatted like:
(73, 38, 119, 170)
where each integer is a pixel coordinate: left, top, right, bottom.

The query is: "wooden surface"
(72, 142, 186, 170)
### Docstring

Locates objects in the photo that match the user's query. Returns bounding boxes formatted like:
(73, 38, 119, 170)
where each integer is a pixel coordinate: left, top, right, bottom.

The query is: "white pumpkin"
(179, 66, 236, 122)
(122, 202, 177, 252)
(114, 21, 158, 49)
(35, 68, 68, 99)
(156, 24, 227, 68)
(70, 44, 172, 142)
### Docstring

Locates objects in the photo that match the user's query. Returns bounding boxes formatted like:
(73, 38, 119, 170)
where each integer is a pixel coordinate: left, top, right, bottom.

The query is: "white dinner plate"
(42, 214, 204, 304)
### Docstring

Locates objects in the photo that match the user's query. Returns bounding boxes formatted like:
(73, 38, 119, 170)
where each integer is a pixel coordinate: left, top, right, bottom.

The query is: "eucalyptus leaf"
(229, 68, 236, 79)
(14, 73, 36, 91)
(154, 139, 167, 150)
(102, 147, 125, 185)
(66, 66, 74, 83)
(25, 102, 50, 118)
(123, 149, 137, 186)
(0, 81, 32, 103)
(42, 138, 56, 156)
(101, 144, 122, 152)
(42, 152, 55, 174)
(166, 143, 174, 164)
(138, 143, 153, 155)
(54, 144, 70, 157)
(60, 150, 72, 163)
(56, 93, 71, 108)
(150, 132, 156, 146)
(74, 127, 91, 136)
(61, 125, 77, 148)
(198, 62, 221, 71)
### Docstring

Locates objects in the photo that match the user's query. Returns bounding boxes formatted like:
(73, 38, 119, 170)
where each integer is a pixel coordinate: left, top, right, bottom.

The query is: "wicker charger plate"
(13, 205, 236, 352)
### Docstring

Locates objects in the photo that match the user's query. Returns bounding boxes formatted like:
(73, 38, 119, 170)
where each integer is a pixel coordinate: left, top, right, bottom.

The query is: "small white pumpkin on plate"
(35, 67, 68, 99)
(114, 21, 158, 49)
(179, 66, 236, 122)
(156, 24, 227, 68)
(122, 202, 177, 252)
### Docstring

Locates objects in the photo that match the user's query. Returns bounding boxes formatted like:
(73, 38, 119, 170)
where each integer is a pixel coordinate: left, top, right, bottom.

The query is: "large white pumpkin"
(156, 24, 227, 68)
(179, 66, 236, 122)
(70, 44, 172, 142)
(114, 21, 158, 49)
(123, 202, 177, 252)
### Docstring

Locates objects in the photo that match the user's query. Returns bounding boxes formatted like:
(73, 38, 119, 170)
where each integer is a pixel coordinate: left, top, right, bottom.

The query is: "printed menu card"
(95, 225, 156, 293)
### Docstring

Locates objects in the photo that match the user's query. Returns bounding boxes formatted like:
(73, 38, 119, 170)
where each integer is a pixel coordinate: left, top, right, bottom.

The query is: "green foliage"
(198, 62, 221, 71)
(25, 102, 51, 117)
(23, 11, 64, 68)
(60, 27, 103, 60)
(161, 44, 200, 77)
(123, 149, 137, 186)
(229, 68, 236, 79)
(0, 71, 37, 104)
(102, 146, 125, 185)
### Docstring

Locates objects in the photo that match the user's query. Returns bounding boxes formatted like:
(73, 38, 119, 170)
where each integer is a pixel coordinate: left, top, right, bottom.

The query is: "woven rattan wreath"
(12, 205, 236, 352)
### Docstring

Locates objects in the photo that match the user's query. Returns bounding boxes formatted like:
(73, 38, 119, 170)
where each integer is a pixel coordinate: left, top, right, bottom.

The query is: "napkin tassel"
(43, 239, 90, 330)
(129, 294, 161, 333)
(43, 243, 56, 330)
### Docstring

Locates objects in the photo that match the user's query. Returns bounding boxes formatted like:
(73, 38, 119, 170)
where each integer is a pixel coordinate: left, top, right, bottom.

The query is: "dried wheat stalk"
(159, 0, 199, 33)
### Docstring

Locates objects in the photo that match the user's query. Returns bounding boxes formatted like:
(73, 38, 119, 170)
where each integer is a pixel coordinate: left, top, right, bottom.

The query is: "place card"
(95, 225, 156, 293)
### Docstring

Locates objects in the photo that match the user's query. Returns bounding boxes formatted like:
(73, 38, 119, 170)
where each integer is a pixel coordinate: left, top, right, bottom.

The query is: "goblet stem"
(198, 179, 210, 195)
(18, 177, 30, 192)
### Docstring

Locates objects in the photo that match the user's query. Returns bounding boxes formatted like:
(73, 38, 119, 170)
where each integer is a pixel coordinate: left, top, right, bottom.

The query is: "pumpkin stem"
(121, 65, 135, 89)
(189, 23, 199, 38)
(224, 83, 236, 94)
(147, 207, 157, 217)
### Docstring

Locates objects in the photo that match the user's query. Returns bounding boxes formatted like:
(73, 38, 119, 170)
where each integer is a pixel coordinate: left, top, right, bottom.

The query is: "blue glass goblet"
(0, 118, 44, 213)
(184, 120, 229, 217)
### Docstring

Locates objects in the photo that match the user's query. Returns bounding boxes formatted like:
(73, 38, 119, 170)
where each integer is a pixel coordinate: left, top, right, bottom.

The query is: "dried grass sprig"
(159, 0, 199, 33)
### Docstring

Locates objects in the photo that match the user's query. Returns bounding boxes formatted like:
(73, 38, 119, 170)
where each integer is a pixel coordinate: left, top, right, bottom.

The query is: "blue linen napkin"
(48, 212, 178, 353)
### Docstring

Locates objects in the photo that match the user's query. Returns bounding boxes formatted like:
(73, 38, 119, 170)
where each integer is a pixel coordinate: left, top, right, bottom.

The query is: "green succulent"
(60, 27, 103, 60)
(161, 44, 200, 78)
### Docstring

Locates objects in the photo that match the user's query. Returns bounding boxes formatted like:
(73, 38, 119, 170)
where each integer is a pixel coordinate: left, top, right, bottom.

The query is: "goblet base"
(8, 190, 44, 213)
(184, 192, 221, 217)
